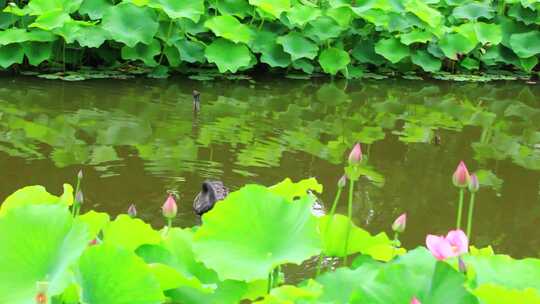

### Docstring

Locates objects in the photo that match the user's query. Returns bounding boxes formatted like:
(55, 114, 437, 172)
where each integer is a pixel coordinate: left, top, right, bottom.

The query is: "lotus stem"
(456, 188, 464, 229)
(167, 218, 172, 230)
(342, 180, 355, 265)
(158, 19, 174, 65)
(315, 187, 343, 276)
(466, 193, 476, 239)
(267, 272, 272, 294)
(272, 266, 280, 288)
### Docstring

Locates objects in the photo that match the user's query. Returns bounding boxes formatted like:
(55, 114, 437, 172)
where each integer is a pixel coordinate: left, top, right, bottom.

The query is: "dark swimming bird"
(193, 180, 229, 216)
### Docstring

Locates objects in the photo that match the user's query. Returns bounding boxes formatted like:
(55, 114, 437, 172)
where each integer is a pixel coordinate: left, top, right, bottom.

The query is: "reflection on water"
(0, 76, 539, 260)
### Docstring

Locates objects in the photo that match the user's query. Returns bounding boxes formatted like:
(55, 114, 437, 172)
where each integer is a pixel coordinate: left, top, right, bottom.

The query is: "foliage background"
(0, 0, 540, 77)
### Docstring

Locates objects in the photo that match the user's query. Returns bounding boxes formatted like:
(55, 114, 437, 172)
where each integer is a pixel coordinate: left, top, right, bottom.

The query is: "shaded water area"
(0, 76, 539, 279)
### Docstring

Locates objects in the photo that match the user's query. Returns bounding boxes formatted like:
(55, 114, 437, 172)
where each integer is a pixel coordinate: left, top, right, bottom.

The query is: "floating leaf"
(375, 38, 410, 63)
(319, 47, 350, 75)
(204, 38, 252, 73)
(193, 185, 321, 281)
(204, 15, 252, 44)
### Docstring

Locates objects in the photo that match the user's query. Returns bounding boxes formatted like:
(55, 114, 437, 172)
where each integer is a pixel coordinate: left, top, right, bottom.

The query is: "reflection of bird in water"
(193, 90, 200, 112)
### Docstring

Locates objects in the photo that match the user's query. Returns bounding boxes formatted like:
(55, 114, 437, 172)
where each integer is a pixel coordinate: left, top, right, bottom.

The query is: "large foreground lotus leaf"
(269, 177, 323, 201)
(319, 214, 402, 261)
(29, 10, 71, 31)
(473, 283, 540, 304)
(0, 184, 73, 215)
(375, 38, 409, 63)
(0, 205, 88, 303)
(277, 32, 318, 61)
(77, 210, 110, 240)
(103, 214, 160, 251)
(205, 38, 252, 73)
(149, 0, 204, 22)
(78, 244, 164, 304)
(249, 0, 291, 19)
(474, 22, 502, 45)
(438, 33, 477, 60)
(0, 43, 24, 68)
(509, 31, 540, 58)
(204, 15, 253, 44)
(22, 42, 53, 66)
(256, 280, 322, 303)
(319, 47, 350, 75)
(102, 2, 158, 47)
(193, 185, 321, 281)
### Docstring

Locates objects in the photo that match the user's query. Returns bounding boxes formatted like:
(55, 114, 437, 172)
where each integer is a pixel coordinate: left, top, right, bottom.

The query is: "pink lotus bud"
(411, 297, 421, 304)
(452, 161, 470, 188)
(162, 194, 178, 219)
(426, 229, 468, 260)
(75, 190, 84, 205)
(348, 143, 362, 165)
(127, 204, 137, 218)
(392, 213, 407, 233)
(338, 175, 347, 188)
(89, 238, 100, 246)
(468, 174, 479, 193)
(77, 169, 83, 180)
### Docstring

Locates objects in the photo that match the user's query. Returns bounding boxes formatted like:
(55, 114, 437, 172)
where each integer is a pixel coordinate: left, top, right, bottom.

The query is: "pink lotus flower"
(162, 194, 178, 219)
(411, 297, 421, 304)
(348, 143, 362, 164)
(468, 174, 479, 193)
(452, 161, 470, 188)
(426, 229, 468, 260)
(392, 213, 407, 233)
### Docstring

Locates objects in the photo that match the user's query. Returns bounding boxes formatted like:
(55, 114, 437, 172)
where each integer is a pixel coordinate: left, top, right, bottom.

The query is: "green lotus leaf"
(269, 178, 323, 201)
(0, 184, 73, 215)
(439, 33, 477, 60)
(0, 43, 24, 68)
(460, 57, 479, 70)
(508, 4, 537, 25)
(277, 32, 318, 61)
(257, 280, 323, 303)
(102, 2, 159, 47)
(250, 30, 278, 53)
(148, 263, 189, 291)
(249, 0, 291, 19)
(22, 41, 53, 66)
(79, 0, 113, 20)
(400, 30, 433, 45)
(260, 43, 291, 68)
(0, 28, 30, 45)
(452, 2, 494, 20)
(326, 6, 353, 27)
(509, 31, 540, 58)
(121, 39, 161, 67)
(474, 22, 502, 45)
(27, 0, 83, 15)
(352, 39, 385, 65)
(0, 205, 88, 303)
(319, 47, 350, 75)
(518, 56, 538, 72)
(319, 214, 401, 261)
(304, 16, 342, 42)
(77, 210, 110, 240)
(210, 0, 252, 18)
(149, 0, 204, 22)
(78, 244, 164, 304)
(403, 0, 442, 27)
(473, 284, 540, 304)
(173, 39, 205, 63)
(193, 185, 321, 281)
(411, 50, 441, 72)
(29, 9, 71, 30)
(375, 38, 410, 63)
(204, 15, 253, 44)
(103, 214, 161, 251)
(287, 4, 321, 27)
(292, 58, 314, 74)
(3, 4, 31, 16)
(205, 38, 252, 73)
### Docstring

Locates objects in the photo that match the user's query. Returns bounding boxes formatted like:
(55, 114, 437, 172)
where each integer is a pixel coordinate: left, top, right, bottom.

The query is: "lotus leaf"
(0, 184, 73, 215)
(439, 33, 477, 60)
(319, 47, 350, 75)
(205, 38, 252, 73)
(103, 214, 161, 251)
(77, 210, 110, 240)
(174, 39, 205, 63)
(452, 2, 495, 20)
(375, 38, 410, 63)
(326, 6, 353, 27)
(27, 0, 83, 15)
(78, 244, 164, 304)
(400, 30, 433, 45)
(210, 0, 252, 18)
(121, 39, 161, 67)
(287, 4, 321, 27)
(101, 3, 158, 47)
(475, 22, 502, 45)
(0, 43, 24, 68)
(461, 57, 480, 70)
(473, 284, 540, 304)
(79, 0, 112, 20)
(411, 50, 442, 72)
(193, 185, 321, 281)
(403, 0, 442, 27)
(149, 0, 205, 22)
(277, 32, 318, 61)
(22, 41, 53, 66)
(256, 280, 322, 303)
(205, 15, 252, 44)
(304, 16, 342, 42)
(260, 43, 291, 67)
(0, 205, 88, 303)
(269, 177, 323, 201)
(248, 0, 290, 19)
(509, 31, 540, 58)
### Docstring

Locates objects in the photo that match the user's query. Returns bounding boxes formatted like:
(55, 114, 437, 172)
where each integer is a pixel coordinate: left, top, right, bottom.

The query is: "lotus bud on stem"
(72, 169, 83, 217)
(162, 194, 178, 231)
(316, 175, 347, 275)
(343, 143, 362, 266)
(411, 297, 421, 304)
(127, 204, 137, 218)
(392, 213, 407, 246)
(466, 174, 479, 239)
(452, 161, 470, 229)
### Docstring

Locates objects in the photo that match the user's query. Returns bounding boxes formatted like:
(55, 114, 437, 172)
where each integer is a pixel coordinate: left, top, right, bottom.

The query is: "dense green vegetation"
(1, 0, 540, 78)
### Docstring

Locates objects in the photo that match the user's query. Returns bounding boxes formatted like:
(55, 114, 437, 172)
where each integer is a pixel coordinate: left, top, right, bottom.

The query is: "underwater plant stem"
(342, 179, 355, 265)
(315, 187, 343, 275)
(466, 193, 476, 239)
(456, 188, 464, 229)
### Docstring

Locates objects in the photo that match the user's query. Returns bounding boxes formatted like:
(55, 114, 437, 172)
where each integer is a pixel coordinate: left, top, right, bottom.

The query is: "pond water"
(0, 76, 539, 278)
